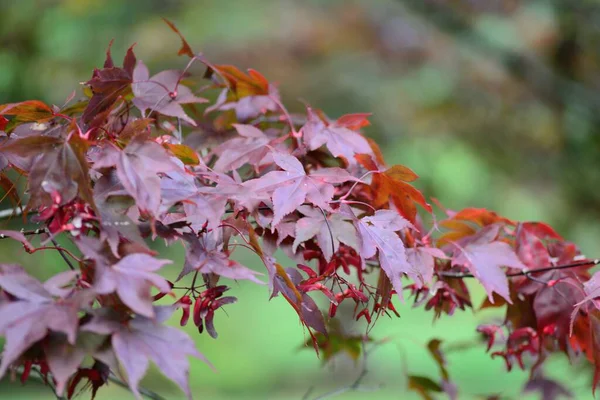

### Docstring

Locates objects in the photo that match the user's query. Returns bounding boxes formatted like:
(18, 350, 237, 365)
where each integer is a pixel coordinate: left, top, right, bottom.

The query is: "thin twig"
(45, 229, 76, 271)
(318, 206, 336, 258)
(0, 228, 46, 239)
(439, 259, 599, 279)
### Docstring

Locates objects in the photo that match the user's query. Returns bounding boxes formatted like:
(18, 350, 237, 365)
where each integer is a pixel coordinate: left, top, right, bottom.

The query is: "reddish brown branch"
(438, 259, 599, 279)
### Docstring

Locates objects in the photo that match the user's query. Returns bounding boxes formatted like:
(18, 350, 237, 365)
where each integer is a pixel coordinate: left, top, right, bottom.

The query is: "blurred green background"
(1, 0, 599, 398)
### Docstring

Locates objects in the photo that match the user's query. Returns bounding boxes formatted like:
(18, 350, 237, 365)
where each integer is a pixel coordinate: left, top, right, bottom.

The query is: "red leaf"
(0, 100, 55, 124)
(82, 43, 136, 126)
(162, 18, 194, 57)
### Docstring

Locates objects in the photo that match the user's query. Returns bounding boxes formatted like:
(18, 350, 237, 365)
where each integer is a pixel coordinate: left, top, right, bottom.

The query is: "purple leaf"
(0, 267, 91, 378)
(406, 247, 448, 288)
(179, 232, 263, 284)
(244, 152, 357, 226)
(349, 209, 416, 299)
(132, 61, 207, 126)
(44, 335, 87, 397)
(83, 306, 212, 400)
(212, 124, 271, 172)
(453, 241, 526, 303)
(93, 253, 172, 318)
(292, 206, 358, 261)
(94, 136, 179, 216)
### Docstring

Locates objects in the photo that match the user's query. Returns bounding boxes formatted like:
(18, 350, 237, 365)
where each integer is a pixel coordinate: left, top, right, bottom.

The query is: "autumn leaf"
(211, 124, 271, 172)
(244, 151, 358, 226)
(164, 143, 200, 165)
(0, 100, 55, 128)
(357, 155, 430, 223)
(302, 107, 372, 166)
(2, 133, 95, 210)
(178, 231, 263, 284)
(82, 306, 211, 400)
(345, 207, 420, 298)
(132, 60, 207, 126)
(82, 41, 136, 126)
(93, 136, 179, 216)
(162, 18, 194, 57)
(76, 237, 171, 318)
(292, 205, 359, 261)
(454, 240, 526, 302)
(0, 267, 92, 379)
(206, 65, 279, 121)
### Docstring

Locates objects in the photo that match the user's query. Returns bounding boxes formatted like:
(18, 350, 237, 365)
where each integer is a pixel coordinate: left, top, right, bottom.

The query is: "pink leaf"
(301, 108, 372, 165)
(83, 306, 211, 400)
(178, 232, 263, 284)
(132, 61, 207, 126)
(454, 241, 526, 303)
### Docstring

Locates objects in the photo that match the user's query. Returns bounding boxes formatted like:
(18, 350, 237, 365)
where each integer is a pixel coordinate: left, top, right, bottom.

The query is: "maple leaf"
(82, 41, 136, 126)
(349, 209, 419, 298)
(454, 240, 526, 303)
(515, 222, 552, 269)
(406, 247, 448, 289)
(211, 124, 272, 172)
(0, 267, 92, 379)
(94, 253, 172, 318)
(437, 208, 515, 245)
(356, 154, 431, 223)
(304, 319, 366, 362)
(44, 332, 107, 397)
(76, 237, 171, 318)
(159, 167, 199, 211)
(93, 170, 147, 256)
(244, 152, 358, 226)
(132, 60, 207, 126)
(92, 136, 178, 216)
(82, 306, 211, 400)
(162, 18, 194, 57)
(278, 267, 327, 335)
(292, 206, 359, 261)
(1, 132, 95, 210)
(178, 231, 263, 283)
(205, 65, 279, 121)
(301, 108, 372, 165)
(0, 100, 55, 128)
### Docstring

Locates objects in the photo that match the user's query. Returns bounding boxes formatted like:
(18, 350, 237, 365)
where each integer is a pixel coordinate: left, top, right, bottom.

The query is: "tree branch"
(439, 259, 599, 279)
(0, 228, 46, 239)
